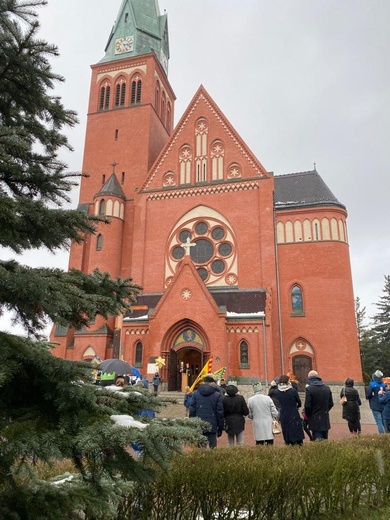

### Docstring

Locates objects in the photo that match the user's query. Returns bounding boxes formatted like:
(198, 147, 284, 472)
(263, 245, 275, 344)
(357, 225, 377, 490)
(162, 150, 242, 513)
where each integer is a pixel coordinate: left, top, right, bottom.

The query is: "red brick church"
(51, 0, 362, 391)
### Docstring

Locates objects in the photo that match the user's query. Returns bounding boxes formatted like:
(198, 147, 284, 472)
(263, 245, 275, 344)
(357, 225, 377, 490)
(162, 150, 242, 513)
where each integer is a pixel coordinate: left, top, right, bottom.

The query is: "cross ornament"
(181, 236, 196, 256)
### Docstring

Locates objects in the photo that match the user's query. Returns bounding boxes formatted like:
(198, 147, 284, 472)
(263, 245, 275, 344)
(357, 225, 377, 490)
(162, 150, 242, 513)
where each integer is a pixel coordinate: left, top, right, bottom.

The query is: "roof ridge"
(275, 169, 317, 178)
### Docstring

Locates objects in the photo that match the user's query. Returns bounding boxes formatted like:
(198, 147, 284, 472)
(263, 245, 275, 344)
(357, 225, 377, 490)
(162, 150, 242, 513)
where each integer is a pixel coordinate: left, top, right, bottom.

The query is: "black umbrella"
(99, 358, 140, 376)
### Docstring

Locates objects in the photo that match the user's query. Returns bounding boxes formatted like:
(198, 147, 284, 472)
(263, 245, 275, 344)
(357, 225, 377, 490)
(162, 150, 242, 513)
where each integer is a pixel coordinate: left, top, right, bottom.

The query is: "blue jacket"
(189, 383, 224, 433)
(378, 391, 390, 419)
(366, 377, 386, 412)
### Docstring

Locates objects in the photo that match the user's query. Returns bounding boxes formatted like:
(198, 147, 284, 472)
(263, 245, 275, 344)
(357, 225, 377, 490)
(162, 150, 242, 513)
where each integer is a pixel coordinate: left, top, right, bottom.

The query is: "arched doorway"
(169, 347, 203, 391)
(166, 325, 208, 391)
(292, 355, 312, 391)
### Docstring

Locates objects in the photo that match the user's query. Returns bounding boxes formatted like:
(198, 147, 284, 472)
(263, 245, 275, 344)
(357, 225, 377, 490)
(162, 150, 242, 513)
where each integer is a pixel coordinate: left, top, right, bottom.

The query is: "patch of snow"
(51, 475, 74, 486)
(226, 311, 265, 318)
(110, 414, 148, 429)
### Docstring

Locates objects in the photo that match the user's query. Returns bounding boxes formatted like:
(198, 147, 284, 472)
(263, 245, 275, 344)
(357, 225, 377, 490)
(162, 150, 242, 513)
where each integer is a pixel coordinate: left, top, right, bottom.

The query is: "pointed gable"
(141, 85, 270, 192)
(151, 256, 222, 321)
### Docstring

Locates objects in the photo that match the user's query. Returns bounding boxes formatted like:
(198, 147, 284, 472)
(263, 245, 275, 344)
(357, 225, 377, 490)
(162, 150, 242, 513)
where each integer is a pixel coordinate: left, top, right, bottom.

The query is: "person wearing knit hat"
(366, 370, 386, 433)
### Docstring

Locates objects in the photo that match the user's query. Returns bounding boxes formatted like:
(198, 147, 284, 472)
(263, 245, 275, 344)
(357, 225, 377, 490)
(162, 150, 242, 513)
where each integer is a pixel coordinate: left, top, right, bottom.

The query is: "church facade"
(51, 0, 362, 391)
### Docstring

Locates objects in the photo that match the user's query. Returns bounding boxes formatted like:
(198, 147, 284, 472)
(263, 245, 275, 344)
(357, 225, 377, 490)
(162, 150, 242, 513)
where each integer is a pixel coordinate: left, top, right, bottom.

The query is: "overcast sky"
(3, 0, 390, 331)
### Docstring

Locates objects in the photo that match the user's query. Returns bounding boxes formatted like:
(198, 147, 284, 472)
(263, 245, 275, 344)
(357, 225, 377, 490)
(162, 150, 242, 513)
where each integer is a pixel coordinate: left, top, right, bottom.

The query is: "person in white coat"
(248, 382, 278, 445)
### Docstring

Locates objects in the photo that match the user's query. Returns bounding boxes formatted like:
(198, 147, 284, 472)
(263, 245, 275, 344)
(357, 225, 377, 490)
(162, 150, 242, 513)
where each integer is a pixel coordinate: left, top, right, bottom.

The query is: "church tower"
(53, 0, 175, 359)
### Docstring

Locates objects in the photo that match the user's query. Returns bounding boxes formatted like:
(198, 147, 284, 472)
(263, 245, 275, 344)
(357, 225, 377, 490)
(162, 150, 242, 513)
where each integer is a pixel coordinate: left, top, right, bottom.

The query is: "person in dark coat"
(275, 374, 304, 445)
(268, 378, 280, 417)
(304, 370, 334, 440)
(340, 377, 361, 434)
(378, 383, 390, 433)
(223, 384, 249, 446)
(189, 375, 224, 448)
(152, 372, 160, 395)
(366, 370, 386, 433)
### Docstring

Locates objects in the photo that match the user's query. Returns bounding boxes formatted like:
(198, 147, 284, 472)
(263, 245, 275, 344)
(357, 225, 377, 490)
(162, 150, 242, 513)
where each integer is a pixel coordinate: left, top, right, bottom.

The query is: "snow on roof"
(226, 311, 265, 318)
(123, 314, 149, 321)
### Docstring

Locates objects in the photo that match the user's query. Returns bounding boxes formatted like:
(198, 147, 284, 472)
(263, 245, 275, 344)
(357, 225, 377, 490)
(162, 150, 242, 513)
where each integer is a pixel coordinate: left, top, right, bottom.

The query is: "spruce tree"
(0, 2, 204, 519)
(360, 276, 390, 380)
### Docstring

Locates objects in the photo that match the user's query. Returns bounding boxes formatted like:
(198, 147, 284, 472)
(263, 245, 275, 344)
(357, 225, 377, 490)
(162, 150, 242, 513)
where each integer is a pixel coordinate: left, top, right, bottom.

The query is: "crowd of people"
(186, 369, 390, 448)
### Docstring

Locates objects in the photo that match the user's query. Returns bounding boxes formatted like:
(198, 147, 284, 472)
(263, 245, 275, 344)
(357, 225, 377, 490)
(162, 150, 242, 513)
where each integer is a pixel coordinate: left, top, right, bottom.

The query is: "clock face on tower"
(115, 36, 134, 55)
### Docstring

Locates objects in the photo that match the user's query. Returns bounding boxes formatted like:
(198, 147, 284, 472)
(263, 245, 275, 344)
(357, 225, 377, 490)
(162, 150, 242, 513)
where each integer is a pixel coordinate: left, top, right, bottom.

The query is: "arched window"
(98, 199, 105, 215)
(161, 91, 166, 125)
(99, 81, 110, 110)
(131, 76, 142, 105)
(115, 78, 126, 107)
(167, 102, 171, 133)
(240, 340, 249, 365)
(155, 81, 160, 112)
(96, 234, 103, 251)
(291, 285, 304, 315)
(179, 145, 192, 185)
(135, 341, 143, 365)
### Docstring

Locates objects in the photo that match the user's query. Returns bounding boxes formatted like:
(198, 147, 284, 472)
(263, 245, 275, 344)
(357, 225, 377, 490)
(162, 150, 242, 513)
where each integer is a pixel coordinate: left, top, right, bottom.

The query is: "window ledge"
(239, 363, 250, 369)
(291, 312, 306, 317)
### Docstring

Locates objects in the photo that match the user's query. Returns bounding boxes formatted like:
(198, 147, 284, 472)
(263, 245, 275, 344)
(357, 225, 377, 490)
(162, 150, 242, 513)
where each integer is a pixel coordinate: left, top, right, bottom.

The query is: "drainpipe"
(273, 193, 285, 374)
(262, 314, 268, 387)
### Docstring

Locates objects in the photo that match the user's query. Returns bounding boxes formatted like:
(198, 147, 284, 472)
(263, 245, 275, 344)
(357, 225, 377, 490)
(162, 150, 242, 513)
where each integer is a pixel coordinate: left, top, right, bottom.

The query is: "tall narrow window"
(121, 171, 125, 184)
(98, 199, 105, 215)
(96, 234, 103, 251)
(115, 79, 126, 107)
(104, 86, 110, 109)
(102, 174, 106, 185)
(291, 285, 304, 315)
(99, 82, 111, 110)
(240, 340, 249, 365)
(155, 81, 160, 112)
(167, 102, 171, 133)
(131, 77, 142, 105)
(135, 341, 143, 365)
(161, 92, 166, 125)
(179, 145, 192, 185)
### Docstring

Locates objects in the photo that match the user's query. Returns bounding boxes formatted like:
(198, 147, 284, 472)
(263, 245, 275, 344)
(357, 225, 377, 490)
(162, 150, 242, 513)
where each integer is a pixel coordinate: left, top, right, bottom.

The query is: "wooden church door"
(292, 355, 312, 391)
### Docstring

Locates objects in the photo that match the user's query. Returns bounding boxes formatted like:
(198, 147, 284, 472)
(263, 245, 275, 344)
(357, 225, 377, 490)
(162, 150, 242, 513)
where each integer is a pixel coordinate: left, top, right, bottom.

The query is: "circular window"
(211, 259, 225, 274)
(172, 246, 185, 260)
(179, 229, 191, 243)
(197, 267, 208, 281)
(190, 239, 214, 264)
(195, 221, 208, 235)
(211, 226, 225, 240)
(219, 242, 232, 257)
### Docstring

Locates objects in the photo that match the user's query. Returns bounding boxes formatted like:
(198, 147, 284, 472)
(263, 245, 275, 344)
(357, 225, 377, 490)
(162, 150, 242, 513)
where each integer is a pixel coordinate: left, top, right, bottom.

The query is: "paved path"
(158, 394, 380, 447)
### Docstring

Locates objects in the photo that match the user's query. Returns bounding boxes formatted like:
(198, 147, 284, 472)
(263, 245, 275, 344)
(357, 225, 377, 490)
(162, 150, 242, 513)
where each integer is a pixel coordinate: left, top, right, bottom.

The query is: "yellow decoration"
(155, 356, 166, 368)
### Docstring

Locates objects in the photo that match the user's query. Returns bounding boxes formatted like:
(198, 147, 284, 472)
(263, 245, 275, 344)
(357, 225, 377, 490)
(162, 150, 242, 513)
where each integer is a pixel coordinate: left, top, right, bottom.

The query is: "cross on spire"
(181, 236, 196, 256)
(110, 161, 118, 174)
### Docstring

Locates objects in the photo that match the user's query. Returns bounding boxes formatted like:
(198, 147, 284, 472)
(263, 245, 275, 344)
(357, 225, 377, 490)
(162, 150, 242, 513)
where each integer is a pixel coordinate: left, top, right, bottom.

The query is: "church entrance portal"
(168, 348, 202, 391)
(292, 355, 313, 391)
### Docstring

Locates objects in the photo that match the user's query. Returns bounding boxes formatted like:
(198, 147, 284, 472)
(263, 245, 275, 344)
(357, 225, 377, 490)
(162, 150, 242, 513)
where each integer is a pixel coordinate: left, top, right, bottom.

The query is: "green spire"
(100, 0, 169, 74)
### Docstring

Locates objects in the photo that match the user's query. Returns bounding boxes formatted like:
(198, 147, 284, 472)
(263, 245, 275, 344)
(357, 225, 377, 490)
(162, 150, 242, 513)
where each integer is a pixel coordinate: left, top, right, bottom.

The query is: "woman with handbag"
(275, 375, 305, 446)
(340, 378, 361, 434)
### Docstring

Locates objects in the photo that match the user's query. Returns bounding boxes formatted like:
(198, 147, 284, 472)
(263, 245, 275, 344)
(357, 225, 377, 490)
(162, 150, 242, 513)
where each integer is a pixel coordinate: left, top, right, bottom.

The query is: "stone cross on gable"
(181, 236, 196, 256)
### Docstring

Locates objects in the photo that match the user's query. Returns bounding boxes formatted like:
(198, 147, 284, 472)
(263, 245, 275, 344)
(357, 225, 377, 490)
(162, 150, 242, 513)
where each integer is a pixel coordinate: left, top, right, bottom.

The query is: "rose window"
(166, 216, 237, 287)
